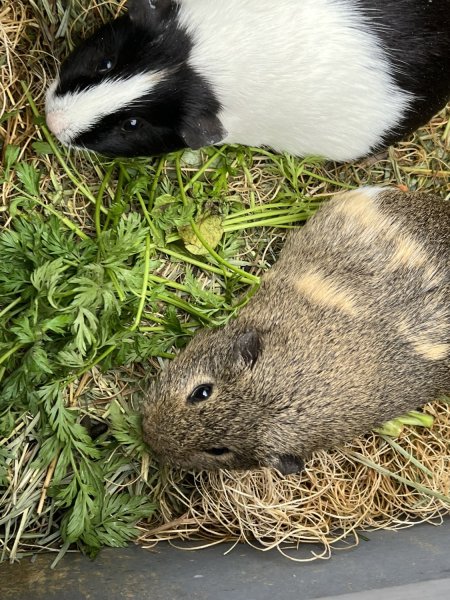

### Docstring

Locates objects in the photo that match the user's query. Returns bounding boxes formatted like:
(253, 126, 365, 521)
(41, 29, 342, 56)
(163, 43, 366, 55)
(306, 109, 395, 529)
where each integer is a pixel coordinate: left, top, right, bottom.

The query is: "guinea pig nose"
(46, 111, 69, 137)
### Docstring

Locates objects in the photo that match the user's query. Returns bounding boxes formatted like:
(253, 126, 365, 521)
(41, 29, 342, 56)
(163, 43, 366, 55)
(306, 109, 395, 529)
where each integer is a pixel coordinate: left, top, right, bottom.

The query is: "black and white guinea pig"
(45, 0, 450, 161)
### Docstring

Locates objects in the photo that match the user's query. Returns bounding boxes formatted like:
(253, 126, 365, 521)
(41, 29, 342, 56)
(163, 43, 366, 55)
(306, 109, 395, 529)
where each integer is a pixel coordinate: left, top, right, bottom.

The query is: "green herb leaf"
(179, 215, 224, 255)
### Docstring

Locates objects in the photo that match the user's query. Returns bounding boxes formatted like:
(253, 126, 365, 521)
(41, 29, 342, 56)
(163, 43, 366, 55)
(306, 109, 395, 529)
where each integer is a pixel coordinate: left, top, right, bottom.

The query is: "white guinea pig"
(45, 0, 450, 161)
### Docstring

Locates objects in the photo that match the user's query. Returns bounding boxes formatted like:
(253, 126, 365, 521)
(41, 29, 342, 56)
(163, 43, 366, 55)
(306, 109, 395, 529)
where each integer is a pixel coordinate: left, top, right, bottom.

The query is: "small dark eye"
(121, 118, 142, 132)
(188, 384, 213, 403)
(97, 58, 114, 73)
(206, 447, 230, 456)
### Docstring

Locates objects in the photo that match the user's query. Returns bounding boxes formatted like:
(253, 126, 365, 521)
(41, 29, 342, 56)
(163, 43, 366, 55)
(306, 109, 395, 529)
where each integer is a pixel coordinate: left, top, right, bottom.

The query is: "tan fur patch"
(389, 237, 428, 269)
(296, 270, 359, 316)
(336, 189, 434, 276)
(335, 189, 384, 231)
(397, 318, 449, 361)
(412, 342, 450, 361)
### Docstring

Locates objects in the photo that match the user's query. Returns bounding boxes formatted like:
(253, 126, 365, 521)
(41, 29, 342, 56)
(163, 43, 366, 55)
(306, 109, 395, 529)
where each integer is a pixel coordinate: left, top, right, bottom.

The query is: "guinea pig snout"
(142, 414, 169, 457)
(46, 111, 70, 138)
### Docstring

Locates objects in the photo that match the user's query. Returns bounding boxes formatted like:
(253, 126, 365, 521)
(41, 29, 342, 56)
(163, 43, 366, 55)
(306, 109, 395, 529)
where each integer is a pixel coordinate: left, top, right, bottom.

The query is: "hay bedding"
(1, 1, 450, 562)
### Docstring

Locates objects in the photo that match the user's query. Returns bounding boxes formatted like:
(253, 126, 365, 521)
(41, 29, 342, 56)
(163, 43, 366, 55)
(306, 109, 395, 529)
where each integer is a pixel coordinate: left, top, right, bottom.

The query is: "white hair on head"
(45, 71, 167, 144)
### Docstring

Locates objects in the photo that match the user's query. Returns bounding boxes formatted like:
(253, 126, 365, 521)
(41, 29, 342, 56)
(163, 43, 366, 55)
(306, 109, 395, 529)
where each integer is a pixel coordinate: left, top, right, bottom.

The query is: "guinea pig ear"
(127, 0, 171, 27)
(233, 330, 261, 369)
(180, 114, 226, 150)
(272, 454, 304, 476)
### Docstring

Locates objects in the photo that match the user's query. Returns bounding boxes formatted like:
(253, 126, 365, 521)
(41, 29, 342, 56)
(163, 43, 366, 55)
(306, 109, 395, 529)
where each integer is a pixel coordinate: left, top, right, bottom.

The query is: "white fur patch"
(177, 0, 411, 160)
(45, 72, 166, 145)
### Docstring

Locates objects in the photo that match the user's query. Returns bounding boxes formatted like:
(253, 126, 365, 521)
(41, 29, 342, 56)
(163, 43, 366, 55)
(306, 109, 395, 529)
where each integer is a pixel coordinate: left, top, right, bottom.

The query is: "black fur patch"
(127, 0, 174, 28)
(57, 7, 223, 157)
(233, 331, 262, 369)
(273, 454, 305, 475)
(355, 0, 450, 149)
(57, 4, 185, 96)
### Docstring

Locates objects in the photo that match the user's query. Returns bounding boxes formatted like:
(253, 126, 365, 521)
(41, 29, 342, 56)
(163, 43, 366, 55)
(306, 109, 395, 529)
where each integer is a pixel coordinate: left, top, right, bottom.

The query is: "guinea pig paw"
(272, 454, 305, 476)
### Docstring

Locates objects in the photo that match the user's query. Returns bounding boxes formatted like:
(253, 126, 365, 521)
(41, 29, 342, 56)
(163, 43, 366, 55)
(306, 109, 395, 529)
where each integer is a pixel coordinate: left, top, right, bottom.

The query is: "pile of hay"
(1, 0, 449, 562)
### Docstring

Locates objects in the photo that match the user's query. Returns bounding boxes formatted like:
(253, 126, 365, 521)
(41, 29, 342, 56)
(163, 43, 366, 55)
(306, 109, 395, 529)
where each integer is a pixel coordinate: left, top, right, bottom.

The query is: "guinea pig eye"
(121, 118, 142, 132)
(97, 58, 114, 73)
(187, 384, 213, 404)
(206, 447, 230, 456)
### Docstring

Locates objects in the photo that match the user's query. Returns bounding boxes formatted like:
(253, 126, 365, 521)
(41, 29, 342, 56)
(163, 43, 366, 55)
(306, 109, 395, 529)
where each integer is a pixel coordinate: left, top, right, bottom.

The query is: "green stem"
(142, 313, 198, 327)
(226, 201, 319, 216)
(182, 148, 226, 191)
(106, 269, 126, 303)
(240, 161, 256, 208)
(147, 273, 226, 303)
(138, 326, 165, 332)
(104, 166, 125, 230)
(157, 292, 212, 321)
(379, 435, 434, 478)
(300, 169, 356, 190)
(442, 116, 450, 142)
(0, 343, 25, 366)
(139, 322, 196, 332)
(148, 274, 190, 294)
(346, 450, 450, 504)
(21, 82, 107, 212)
(224, 207, 314, 225)
(223, 215, 309, 232)
(164, 212, 309, 243)
(95, 164, 114, 242)
(75, 345, 116, 378)
(119, 165, 160, 241)
(130, 235, 152, 332)
(156, 351, 176, 359)
(0, 297, 22, 319)
(142, 313, 167, 324)
(149, 157, 166, 207)
(159, 246, 237, 278)
(28, 194, 89, 240)
(175, 155, 258, 285)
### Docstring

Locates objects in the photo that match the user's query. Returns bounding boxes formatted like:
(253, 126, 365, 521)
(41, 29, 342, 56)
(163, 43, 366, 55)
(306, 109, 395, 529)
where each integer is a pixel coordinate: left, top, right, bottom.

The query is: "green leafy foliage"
(0, 211, 153, 405)
(0, 205, 159, 556)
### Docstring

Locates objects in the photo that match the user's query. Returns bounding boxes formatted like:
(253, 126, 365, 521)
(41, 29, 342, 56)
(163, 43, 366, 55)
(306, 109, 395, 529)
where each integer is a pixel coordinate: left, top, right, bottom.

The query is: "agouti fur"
(141, 187, 450, 474)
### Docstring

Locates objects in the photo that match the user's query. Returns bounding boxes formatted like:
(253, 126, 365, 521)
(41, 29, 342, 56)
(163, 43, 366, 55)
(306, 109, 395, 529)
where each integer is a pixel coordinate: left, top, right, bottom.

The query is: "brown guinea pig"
(141, 187, 450, 475)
